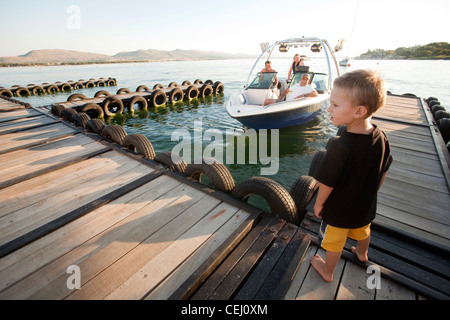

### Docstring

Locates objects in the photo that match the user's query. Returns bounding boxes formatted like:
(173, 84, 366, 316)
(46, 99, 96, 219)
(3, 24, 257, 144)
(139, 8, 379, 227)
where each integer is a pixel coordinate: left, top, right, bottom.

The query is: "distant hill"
(359, 42, 450, 60)
(0, 48, 255, 67)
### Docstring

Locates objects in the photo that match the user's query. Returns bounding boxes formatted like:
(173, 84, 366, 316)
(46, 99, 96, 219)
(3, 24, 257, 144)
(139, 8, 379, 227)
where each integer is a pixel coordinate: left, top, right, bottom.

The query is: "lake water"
(1, 59, 449, 200)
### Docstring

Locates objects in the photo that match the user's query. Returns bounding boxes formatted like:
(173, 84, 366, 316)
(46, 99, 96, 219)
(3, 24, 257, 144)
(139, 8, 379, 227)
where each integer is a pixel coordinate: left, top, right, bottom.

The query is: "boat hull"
(226, 95, 327, 129)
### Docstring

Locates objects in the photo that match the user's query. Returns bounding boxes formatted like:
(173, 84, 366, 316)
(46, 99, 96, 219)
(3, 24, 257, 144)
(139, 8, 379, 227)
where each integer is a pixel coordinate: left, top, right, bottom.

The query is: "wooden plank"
(0, 152, 151, 246)
(0, 175, 183, 297)
(146, 209, 253, 300)
(375, 277, 416, 300)
(295, 248, 345, 300)
(0, 135, 109, 186)
(0, 108, 41, 122)
(336, 261, 375, 300)
(0, 116, 56, 134)
(0, 123, 77, 153)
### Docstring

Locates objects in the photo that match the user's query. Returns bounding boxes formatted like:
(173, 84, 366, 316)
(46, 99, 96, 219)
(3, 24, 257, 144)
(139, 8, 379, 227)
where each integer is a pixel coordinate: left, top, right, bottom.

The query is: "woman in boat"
(287, 54, 305, 80)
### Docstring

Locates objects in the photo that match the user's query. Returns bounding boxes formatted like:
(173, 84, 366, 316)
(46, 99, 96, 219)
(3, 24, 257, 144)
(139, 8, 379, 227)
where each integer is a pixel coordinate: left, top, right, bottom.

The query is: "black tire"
(81, 103, 104, 118)
(154, 151, 187, 173)
(94, 90, 111, 98)
(15, 87, 30, 97)
(86, 118, 105, 134)
(150, 90, 167, 107)
(136, 85, 150, 92)
(231, 177, 297, 224)
(128, 96, 148, 112)
(61, 108, 77, 122)
(185, 158, 235, 192)
(428, 100, 441, 108)
(60, 83, 72, 92)
(309, 150, 327, 177)
(198, 84, 213, 97)
(67, 93, 87, 102)
(153, 83, 164, 90)
(213, 81, 224, 94)
(117, 88, 131, 95)
(73, 82, 85, 90)
(85, 81, 95, 88)
(72, 112, 90, 128)
(168, 82, 178, 88)
(426, 97, 438, 104)
(50, 104, 65, 117)
(32, 85, 46, 95)
(438, 118, 450, 144)
(0, 89, 13, 97)
(47, 84, 59, 94)
(194, 79, 203, 84)
(432, 105, 446, 114)
(123, 133, 156, 159)
(204, 80, 214, 85)
(434, 110, 450, 122)
(168, 88, 184, 104)
(103, 96, 124, 116)
(102, 125, 127, 145)
(96, 80, 106, 87)
(290, 175, 319, 224)
(182, 80, 192, 86)
(185, 85, 199, 100)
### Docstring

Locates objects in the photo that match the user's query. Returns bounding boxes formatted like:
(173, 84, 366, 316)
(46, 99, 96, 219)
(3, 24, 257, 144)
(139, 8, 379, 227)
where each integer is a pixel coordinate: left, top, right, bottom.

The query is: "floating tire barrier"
(231, 176, 298, 225)
(47, 85, 60, 94)
(81, 103, 104, 118)
(150, 90, 167, 107)
(72, 112, 90, 129)
(168, 88, 184, 104)
(123, 133, 156, 160)
(168, 82, 178, 88)
(117, 88, 131, 95)
(432, 105, 446, 114)
(290, 175, 319, 224)
(153, 84, 164, 90)
(136, 85, 150, 92)
(154, 151, 187, 173)
(103, 96, 124, 116)
(67, 93, 87, 102)
(184, 157, 235, 193)
(86, 118, 105, 134)
(128, 96, 148, 112)
(213, 81, 224, 94)
(15, 87, 31, 97)
(94, 90, 111, 98)
(0, 89, 13, 97)
(102, 124, 127, 145)
(199, 84, 213, 98)
(438, 118, 450, 144)
(185, 85, 200, 100)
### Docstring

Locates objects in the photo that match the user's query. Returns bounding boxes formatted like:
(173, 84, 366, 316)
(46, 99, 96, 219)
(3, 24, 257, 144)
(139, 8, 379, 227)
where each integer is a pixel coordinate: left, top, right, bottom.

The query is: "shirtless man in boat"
(260, 61, 279, 88)
(264, 73, 318, 106)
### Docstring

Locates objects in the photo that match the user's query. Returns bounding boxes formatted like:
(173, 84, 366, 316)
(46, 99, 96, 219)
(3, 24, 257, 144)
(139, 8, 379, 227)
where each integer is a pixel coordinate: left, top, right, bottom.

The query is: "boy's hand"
(314, 203, 323, 218)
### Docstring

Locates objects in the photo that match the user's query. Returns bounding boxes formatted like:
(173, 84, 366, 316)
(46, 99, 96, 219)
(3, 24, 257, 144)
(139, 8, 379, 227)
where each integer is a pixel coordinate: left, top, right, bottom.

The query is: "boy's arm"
(314, 183, 334, 218)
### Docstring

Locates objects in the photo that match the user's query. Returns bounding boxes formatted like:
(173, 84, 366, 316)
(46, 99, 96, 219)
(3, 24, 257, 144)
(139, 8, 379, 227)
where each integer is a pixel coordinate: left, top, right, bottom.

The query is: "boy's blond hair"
(333, 69, 386, 117)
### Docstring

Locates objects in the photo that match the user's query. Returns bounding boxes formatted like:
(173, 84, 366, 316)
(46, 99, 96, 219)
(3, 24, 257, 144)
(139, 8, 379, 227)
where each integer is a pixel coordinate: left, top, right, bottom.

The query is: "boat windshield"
(248, 72, 278, 89)
(290, 72, 329, 94)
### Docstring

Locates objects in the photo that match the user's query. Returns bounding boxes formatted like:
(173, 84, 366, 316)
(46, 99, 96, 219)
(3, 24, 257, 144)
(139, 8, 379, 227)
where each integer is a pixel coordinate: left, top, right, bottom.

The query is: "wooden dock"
(0, 94, 448, 300)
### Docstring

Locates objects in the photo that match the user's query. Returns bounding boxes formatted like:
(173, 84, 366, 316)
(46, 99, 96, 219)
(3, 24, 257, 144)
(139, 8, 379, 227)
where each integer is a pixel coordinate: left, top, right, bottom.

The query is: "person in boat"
(287, 54, 305, 79)
(260, 61, 278, 88)
(263, 73, 318, 106)
(310, 69, 392, 283)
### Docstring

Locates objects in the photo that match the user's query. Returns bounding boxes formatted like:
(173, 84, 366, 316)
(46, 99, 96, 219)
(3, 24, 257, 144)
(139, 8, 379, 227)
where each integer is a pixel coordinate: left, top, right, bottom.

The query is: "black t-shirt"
(315, 125, 392, 228)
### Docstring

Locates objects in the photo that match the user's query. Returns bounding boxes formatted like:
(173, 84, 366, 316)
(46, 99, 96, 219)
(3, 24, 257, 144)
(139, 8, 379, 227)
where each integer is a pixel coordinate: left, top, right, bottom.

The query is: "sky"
(0, 0, 449, 58)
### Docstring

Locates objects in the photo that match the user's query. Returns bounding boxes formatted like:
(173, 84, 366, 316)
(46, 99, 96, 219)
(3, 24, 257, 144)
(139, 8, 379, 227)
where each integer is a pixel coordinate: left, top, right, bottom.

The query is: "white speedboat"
(226, 37, 343, 129)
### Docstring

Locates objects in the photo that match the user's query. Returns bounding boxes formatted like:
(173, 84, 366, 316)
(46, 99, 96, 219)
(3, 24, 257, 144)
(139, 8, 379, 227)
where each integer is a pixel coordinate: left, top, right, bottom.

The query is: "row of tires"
(425, 96, 450, 147)
(51, 105, 319, 226)
(62, 80, 225, 117)
(0, 78, 117, 97)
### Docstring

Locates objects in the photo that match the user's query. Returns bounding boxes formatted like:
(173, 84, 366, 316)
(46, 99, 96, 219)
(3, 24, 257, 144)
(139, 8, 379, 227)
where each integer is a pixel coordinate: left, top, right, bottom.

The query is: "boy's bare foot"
(310, 255, 333, 282)
(351, 246, 368, 262)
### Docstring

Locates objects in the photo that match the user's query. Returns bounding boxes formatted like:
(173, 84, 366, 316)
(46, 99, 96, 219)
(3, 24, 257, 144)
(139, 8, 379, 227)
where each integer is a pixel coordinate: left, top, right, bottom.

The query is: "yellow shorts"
(319, 222, 371, 252)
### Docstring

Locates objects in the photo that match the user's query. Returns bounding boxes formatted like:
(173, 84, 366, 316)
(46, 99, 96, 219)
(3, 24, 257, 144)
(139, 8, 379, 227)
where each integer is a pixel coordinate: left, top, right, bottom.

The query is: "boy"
(311, 69, 393, 282)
